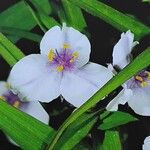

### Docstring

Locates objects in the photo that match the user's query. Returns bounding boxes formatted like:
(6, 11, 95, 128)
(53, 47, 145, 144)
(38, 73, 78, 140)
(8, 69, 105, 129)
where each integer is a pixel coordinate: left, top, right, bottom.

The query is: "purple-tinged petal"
(40, 26, 63, 55)
(128, 85, 150, 116)
(62, 25, 91, 68)
(113, 30, 138, 69)
(61, 62, 113, 107)
(8, 54, 61, 102)
(106, 89, 132, 111)
(20, 101, 49, 124)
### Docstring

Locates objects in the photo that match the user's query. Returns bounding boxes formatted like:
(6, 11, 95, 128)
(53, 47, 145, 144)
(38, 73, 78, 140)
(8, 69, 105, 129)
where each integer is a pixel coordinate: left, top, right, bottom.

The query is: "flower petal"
(40, 26, 63, 55)
(62, 25, 91, 68)
(8, 54, 61, 102)
(61, 63, 112, 107)
(143, 136, 150, 150)
(128, 86, 150, 116)
(20, 101, 49, 124)
(106, 89, 133, 111)
(113, 30, 138, 69)
(0, 81, 8, 96)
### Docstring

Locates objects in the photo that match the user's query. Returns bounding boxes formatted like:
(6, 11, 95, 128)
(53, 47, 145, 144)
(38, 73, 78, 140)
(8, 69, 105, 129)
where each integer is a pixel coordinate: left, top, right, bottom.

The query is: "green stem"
(47, 47, 150, 150)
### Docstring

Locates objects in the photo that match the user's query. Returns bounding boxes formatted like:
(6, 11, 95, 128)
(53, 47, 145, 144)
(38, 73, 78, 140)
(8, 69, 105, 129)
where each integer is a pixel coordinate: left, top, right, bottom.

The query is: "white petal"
(143, 136, 150, 150)
(8, 54, 61, 102)
(128, 86, 150, 116)
(0, 81, 8, 96)
(113, 30, 138, 69)
(107, 63, 117, 75)
(106, 89, 133, 111)
(62, 25, 91, 68)
(20, 101, 49, 124)
(40, 26, 63, 55)
(61, 63, 113, 107)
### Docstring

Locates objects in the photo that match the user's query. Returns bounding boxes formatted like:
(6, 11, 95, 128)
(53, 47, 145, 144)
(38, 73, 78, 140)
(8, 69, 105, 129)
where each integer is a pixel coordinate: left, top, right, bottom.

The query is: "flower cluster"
(1, 24, 150, 148)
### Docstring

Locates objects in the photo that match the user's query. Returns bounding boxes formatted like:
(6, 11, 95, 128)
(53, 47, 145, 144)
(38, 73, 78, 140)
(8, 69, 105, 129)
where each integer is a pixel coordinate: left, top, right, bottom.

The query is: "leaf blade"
(69, 0, 150, 39)
(48, 47, 150, 150)
(99, 111, 138, 130)
(0, 100, 55, 150)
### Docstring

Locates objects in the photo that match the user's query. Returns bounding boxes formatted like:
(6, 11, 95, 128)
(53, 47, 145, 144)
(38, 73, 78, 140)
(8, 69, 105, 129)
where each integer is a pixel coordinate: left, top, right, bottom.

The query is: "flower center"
(127, 70, 150, 89)
(48, 43, 79, 72)
(1, 91, 21, 108)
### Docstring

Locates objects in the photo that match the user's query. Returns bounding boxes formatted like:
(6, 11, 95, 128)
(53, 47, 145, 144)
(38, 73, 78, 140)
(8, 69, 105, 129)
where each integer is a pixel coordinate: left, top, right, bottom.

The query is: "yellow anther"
(0, 96, 5, 100)
(72, 52, 79, 57)
(5, 83, 11, 88)
(141, 81, 148, 87)
(147, 72, 150, 80)
(56, 65, 64, 72)
(70, 52, 79, 63)
(63, 43, 70, 49)
(135, 76, 143, 82)
(48, 49, 55, 62)
(13, 101, 20, 108)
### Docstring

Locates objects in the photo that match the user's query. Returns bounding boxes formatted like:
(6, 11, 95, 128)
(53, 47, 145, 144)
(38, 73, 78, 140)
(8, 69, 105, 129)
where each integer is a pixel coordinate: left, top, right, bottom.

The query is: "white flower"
(107, 30, 150, 116)
(143, 136, 150, 150)
(8, 24, 113, 107)
(0, 81, 49, 145)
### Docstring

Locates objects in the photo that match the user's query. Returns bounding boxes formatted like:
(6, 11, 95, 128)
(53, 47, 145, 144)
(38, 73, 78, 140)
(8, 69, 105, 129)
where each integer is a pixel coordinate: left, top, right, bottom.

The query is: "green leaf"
(101, 130, 122, 150)
(0, 100, 55, 150)
(24, 0, 59, 32)
(0, 26, 42, 42)
(99, 111, 138, 130)
(61, 0, 87, 31)
(0, 0, 51, 43)
(69, 0, 150, 39)
(47, 47, 150, 150)
(0, 33, 25, 61)
(0, 43, 17, 66)
(53, 113, 97, 150)
(142, 0, 150, 2)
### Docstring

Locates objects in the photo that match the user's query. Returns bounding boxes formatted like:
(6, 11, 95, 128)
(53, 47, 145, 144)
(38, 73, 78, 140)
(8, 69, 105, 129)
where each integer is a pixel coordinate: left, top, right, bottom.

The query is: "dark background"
(0, 0, 150, 149)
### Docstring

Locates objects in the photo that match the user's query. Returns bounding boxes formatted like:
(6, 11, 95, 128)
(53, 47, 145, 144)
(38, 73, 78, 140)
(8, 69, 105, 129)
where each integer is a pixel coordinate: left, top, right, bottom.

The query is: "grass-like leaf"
(99, 111, 138, 130)
(0, 33, 24, 61)
(69, 0, 150, 39)
(0, 100, 55, 150)
(101, 130, 122, 150)
(47, 47, 150, 150)
(0, 0, 51, 43)
(0, 26, 42, 42)
(61, 0, 87, 31)
(0, 43, 17, 66)
(24, 0, 59, 32)
(53, 113, 97, 150)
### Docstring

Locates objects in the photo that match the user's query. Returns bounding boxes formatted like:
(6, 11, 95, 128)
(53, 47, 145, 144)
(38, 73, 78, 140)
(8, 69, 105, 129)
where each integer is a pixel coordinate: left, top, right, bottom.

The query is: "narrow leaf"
(0, 44, 17, 66)
(69, 0, 150, 39)
(54, 113, 97, 150)
(101, 130, 122, 150)
(61, 0, 87, 31)
(48, 47, 150, 150)
(0, 33, 24, 61)
(99, 111, 138, 130)
(24, 0, 59, 32)
(0, 0, 51, 42)
(0, 100, 55, 150)
(0, 26, 42, 42)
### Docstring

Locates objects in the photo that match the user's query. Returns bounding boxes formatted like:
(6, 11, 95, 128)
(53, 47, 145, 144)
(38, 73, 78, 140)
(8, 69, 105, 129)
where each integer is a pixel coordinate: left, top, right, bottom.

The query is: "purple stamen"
(3, 91, 22, 107)
(126, 70, 149, 89)
(50, 48, 77, 72)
